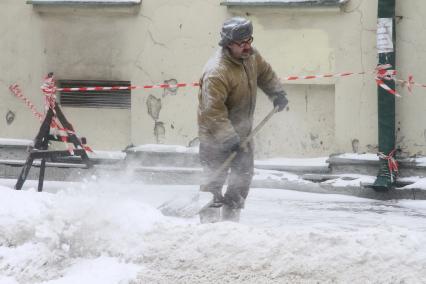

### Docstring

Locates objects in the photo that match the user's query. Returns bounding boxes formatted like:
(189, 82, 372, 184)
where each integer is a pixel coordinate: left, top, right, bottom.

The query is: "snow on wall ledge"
(221, 0, 348, 6)
(27, 0, 141, 5)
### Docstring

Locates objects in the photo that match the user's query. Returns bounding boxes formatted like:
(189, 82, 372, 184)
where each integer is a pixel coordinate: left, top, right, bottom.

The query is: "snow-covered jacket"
(198, 47, 285, 146)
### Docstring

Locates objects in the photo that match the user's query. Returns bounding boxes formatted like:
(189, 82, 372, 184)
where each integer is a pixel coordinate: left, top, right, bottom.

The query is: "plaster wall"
(395, 1, 426, 157)
(0, 0, 425, 158)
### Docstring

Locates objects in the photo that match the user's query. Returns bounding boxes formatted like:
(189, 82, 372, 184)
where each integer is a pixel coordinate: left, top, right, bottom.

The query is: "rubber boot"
(221, 194, 244, 222)
(200, 205, 221, 223)
(221, 205, 241, 222)
(199, 190, 224, 224)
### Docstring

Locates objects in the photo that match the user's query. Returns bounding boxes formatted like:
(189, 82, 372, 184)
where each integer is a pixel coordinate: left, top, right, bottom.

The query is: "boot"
(199, 190, 224, 224)
(199, 206, 221, 223)
(221, 205, 240, 222)
(221, 193, 244, 222)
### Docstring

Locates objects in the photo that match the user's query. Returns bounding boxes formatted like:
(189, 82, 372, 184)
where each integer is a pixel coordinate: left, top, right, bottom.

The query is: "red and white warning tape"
(9, 82, 91, 154)
(282, 71, 366, 81)
(53, 65, 406, 97)
(41, 74, 57, 111)
(57, 82, 201, 92)
(9, 84, 44, 122)
(41, 75, 92, 154)
(378, 149, 399, 182)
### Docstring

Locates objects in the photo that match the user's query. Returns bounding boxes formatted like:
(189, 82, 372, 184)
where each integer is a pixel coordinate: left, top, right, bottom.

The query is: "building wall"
(396, 1, 426, 157)
(0, 0, 425, 158)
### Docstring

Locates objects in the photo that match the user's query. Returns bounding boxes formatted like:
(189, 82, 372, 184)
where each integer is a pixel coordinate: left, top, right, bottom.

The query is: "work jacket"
(198, 47, 285, 146)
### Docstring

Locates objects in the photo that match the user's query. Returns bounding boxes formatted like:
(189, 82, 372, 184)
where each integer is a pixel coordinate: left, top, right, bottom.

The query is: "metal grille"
(58, 80, 131, 109)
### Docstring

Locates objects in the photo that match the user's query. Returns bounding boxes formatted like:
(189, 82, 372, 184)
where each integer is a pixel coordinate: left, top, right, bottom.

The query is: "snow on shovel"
(158, 106, 280, 219)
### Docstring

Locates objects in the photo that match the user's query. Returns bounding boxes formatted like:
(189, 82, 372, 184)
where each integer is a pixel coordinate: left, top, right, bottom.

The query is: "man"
(198, 17, 288, 221)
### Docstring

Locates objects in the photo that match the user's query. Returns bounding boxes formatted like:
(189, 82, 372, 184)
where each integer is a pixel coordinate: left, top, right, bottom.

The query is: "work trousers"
(199, 142, 254, 207)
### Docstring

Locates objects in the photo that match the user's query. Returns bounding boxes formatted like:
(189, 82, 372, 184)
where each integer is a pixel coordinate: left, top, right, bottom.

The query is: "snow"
(88, 150, 125, 160)
(1, 178, 426, 283)
(126, 144, 199, 154)
(224, 0, 322, 2)
(30, 0, 141, 3)
(256, 156, 328, 167)
(0, 138, 33, 147)
(411, 156, 426, 166)
(221, 0, 348, 4)
(322, 174, 376, 187)
(402, 178, 426, 190)
(254, 168, 310, 183)
(334, 153, 379, 161)
(41, 257, 140, 284)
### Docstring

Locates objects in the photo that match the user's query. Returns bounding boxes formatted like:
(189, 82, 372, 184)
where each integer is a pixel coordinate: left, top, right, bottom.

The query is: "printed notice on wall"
(377, 18, 393, 53)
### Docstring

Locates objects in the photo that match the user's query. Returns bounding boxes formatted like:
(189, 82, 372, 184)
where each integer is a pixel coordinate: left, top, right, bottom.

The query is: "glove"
(222, 135, 241, 153)
(273, 92, 288, 112)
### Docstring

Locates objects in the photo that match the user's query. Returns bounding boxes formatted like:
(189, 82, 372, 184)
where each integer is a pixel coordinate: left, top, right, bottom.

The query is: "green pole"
(372, 0, 397, 191)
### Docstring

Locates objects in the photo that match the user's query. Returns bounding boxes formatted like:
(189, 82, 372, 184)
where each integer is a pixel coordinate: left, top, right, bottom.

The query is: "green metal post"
(372, 0, 397, 191)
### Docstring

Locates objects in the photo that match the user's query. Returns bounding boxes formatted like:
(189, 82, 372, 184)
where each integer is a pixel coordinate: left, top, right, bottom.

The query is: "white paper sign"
(377, 18, 393, 53)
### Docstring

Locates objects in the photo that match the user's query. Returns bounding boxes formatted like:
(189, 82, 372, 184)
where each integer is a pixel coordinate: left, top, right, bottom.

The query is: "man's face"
(227, 36, 253, 59)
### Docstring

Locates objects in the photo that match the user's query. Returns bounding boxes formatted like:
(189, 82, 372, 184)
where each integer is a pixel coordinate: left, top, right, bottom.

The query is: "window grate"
(58, 80, 131, 109)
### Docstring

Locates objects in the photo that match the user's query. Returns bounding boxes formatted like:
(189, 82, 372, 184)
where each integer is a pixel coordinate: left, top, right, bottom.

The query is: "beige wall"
(0, 0, 425, 158)
(396, 1, 426, 157)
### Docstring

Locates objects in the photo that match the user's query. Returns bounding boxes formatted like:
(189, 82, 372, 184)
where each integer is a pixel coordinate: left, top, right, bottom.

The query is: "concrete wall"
(396, 1, 426, 157)
(0, 0, 425, 158)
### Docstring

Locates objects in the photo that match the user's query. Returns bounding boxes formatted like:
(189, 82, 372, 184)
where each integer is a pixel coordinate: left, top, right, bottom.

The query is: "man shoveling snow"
(197, 17, 288, 222)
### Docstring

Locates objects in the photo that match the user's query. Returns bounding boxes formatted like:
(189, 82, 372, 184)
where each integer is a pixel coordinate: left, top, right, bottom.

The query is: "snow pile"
(0, 184, 165, 283)
(1, 182, 426, 283)
(254, 168, 311, 183)
(402, 178, 426, 190)
(414, 157, 426, 167)
(322, 174, 376, 187)
(139, 221, 426, 283)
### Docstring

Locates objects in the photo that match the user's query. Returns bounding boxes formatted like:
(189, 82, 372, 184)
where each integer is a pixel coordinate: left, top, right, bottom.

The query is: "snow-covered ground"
(1, 177, 426, 284)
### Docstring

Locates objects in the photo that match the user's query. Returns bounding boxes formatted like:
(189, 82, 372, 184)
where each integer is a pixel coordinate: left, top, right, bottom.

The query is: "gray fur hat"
(219, 17, 253, 47)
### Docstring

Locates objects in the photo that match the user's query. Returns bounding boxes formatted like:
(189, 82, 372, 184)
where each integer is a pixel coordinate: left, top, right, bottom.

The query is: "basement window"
(57, 80, 131, 109)
(221, 0, 348, 7)
(27, 0, 141, 5)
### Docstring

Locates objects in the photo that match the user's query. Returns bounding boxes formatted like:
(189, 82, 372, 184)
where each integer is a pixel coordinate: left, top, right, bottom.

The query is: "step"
(329, 153, 426, 177)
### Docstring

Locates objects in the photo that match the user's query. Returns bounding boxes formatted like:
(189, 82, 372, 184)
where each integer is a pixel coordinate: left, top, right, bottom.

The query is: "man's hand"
(273, 92, 288, 112)
(222, 135, 241, 153)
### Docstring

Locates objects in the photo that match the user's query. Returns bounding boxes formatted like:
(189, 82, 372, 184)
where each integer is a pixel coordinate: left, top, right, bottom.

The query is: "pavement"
(1, 141, 426, 200)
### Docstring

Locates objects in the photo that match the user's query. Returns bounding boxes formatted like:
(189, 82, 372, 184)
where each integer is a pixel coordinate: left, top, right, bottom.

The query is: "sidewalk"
(124, 144, 426, 200)
(1, 140, 426, 200)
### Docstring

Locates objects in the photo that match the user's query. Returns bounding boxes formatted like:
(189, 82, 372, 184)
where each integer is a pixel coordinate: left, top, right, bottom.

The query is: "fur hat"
(219, 17, 253, 47)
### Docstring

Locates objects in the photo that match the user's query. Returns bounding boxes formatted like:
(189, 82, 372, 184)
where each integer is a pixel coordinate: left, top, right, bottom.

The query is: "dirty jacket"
(198, 47, 285, 146)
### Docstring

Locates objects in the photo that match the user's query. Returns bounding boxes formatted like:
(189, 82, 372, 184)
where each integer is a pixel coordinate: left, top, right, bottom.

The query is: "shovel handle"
(240, 106, 279, 148)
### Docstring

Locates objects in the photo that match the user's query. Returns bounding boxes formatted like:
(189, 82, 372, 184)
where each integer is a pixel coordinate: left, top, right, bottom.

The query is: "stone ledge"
(329, 154, 426, 177)
(221, 0, 347, 7)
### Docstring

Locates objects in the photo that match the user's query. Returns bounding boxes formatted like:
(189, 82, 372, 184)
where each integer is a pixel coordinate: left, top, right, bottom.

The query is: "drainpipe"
(371, 0, 397, 191)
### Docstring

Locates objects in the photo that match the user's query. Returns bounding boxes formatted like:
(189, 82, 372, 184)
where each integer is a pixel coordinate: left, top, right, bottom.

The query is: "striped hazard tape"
(9, 83, 92, 154)
(53, 65, 407, 97)
(57, 82, 201, 92)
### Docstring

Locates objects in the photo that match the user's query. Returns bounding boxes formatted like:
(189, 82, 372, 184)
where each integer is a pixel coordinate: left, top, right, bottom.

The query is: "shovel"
(158, 106, 280, 219)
